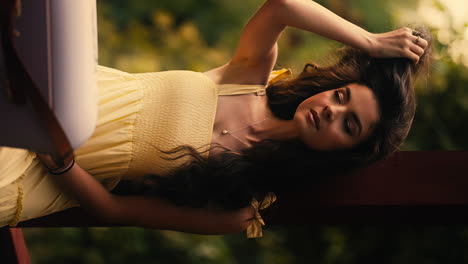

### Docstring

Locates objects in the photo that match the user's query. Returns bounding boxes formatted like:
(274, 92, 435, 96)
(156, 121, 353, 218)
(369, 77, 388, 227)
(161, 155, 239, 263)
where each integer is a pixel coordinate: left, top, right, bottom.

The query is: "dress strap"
(217, 84, 266, 96)
(217, 68, 292, 96)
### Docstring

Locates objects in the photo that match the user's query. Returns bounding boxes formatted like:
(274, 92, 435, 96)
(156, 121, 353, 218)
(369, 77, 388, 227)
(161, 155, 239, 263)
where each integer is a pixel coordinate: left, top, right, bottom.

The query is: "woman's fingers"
(410, 32, 428, 63)
(406, 48, 420, 64)
(413, 40, 425, 54)
(401, 28, 426, 63)
(412, 33, 428, 49)
(35, 153, 58, 169)
(410, 43, 425, 57)
(369, 27, 428, 63)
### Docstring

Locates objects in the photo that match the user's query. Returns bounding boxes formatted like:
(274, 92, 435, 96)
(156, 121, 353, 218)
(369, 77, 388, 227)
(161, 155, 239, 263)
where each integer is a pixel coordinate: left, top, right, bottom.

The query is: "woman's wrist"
(36, 153, 76, 175)
(47, 158, 76, 175)
(358, 31, 376, 55)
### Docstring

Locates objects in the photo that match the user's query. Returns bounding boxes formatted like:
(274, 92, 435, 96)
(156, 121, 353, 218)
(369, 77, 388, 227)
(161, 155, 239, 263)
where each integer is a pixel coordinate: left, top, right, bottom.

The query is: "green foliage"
(23, 0, 468, 262)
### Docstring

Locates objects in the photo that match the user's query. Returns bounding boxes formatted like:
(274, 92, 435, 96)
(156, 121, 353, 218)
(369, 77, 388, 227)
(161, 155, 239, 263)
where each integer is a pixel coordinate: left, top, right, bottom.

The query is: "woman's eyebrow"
(345, 86, 351, 102)
(351, 112, 362, 136)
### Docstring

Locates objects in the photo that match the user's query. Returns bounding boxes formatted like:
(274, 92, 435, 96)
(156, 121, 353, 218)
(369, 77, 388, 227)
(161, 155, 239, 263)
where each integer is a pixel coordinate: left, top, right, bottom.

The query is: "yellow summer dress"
(0, 65, 290, 238)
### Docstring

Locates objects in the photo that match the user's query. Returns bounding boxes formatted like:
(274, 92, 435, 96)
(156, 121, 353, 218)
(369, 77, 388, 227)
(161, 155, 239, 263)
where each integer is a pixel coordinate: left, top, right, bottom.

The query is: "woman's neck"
(252, 96, 300, 141)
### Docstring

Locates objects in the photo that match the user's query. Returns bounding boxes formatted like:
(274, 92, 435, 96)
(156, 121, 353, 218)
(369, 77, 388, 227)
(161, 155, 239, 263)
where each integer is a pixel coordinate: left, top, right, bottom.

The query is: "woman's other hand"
(367, 27, 428, 63)
(36, 152, 74, 171)
(35, 152, 59, 169)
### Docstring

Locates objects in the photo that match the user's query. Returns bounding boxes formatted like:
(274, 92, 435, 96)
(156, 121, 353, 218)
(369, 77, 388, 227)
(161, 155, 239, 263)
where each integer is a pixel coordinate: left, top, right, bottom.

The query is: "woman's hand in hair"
(366, 27, 428, 64)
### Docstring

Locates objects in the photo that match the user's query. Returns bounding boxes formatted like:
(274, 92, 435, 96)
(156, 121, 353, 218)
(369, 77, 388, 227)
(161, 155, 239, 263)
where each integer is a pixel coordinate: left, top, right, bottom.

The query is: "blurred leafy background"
(23, 0, 468, 263)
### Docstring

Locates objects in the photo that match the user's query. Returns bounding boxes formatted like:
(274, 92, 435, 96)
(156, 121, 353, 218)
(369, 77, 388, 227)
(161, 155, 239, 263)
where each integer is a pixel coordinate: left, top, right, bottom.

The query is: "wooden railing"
(3, 151, 468, 263)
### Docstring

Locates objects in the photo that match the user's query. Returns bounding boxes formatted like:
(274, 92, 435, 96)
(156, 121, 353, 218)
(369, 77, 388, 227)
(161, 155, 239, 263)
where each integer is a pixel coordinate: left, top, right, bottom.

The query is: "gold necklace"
(221, 118, 269, 146)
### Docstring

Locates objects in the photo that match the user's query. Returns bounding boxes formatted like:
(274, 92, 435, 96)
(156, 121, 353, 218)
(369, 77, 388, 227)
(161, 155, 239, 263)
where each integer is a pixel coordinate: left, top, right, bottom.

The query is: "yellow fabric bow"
(267, 68, 292, 85)
(246, 192, 277, 238)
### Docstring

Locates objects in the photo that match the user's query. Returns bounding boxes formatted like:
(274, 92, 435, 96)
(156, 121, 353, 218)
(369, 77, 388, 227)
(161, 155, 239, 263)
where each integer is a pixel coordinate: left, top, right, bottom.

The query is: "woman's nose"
(323, 105, 334, 122)
(323, 105, 343, 122)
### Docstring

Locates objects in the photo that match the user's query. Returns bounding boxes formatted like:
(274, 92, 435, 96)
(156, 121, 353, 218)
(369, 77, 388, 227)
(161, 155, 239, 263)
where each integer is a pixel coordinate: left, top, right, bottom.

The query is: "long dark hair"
(138, 29, 431, 210)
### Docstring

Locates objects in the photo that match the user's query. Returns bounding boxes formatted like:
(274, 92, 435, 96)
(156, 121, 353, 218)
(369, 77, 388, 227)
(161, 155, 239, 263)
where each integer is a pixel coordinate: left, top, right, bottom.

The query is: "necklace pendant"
(221, 130, 229, 135)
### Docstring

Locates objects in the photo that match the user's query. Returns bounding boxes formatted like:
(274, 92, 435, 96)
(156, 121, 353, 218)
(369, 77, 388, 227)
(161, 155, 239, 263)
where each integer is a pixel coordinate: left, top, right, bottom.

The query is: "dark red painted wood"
(267, 151, 468, 224)
(296, 151, 468, 206)
(13, 151, 468, 227)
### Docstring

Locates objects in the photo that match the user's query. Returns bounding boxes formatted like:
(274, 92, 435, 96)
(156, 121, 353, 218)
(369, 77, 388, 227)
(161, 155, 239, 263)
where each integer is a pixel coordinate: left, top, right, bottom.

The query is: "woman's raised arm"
(228, 0, 427, 73)
(36, 154, 254, 235)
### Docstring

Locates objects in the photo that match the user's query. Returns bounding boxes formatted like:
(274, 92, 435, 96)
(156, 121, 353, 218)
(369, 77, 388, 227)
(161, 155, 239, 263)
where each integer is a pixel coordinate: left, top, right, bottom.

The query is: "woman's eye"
(334, 91, 343, 104)
(344, 118, 352, 136)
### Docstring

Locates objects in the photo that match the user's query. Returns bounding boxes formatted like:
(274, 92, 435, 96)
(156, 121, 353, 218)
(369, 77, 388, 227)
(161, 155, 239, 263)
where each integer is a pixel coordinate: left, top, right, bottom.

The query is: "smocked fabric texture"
(0, 66, 291, 238)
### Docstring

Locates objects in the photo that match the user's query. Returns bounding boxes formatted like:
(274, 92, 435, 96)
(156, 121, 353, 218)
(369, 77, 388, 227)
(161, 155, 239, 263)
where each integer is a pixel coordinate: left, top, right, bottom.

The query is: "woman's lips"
(308, 110, 320, 130)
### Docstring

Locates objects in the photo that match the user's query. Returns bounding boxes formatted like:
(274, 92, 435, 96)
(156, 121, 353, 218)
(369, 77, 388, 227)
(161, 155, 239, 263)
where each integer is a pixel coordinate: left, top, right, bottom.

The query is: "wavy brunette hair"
(132, 29, 431, 210)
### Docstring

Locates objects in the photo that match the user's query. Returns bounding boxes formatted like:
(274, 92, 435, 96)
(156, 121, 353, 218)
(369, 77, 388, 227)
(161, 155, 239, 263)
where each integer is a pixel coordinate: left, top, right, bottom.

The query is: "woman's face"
(294, 83, 380, 150)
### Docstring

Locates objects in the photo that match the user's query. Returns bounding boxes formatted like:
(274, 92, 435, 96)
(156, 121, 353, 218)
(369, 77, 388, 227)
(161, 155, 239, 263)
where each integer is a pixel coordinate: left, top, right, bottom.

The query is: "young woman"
(0, 0, 430, 238)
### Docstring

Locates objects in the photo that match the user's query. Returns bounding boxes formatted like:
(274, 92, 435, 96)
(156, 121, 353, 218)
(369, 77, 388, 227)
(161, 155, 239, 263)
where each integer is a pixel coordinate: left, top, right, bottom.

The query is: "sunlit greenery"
(23, 0, 468, 263)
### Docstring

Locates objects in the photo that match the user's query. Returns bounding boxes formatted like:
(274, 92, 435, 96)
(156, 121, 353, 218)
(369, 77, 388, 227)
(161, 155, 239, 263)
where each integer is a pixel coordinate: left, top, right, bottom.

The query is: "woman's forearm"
(43, 160, 254, 234)
(50, 163, 118, 222)
(272, 0, 372, 51)
(231, 0, 425, 71)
